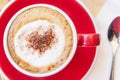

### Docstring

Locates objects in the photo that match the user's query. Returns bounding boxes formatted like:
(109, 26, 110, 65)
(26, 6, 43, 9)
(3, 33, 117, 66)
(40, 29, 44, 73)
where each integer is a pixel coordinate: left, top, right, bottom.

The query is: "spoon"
(108, 16, 120, 80)
(112, 17, 120, 80)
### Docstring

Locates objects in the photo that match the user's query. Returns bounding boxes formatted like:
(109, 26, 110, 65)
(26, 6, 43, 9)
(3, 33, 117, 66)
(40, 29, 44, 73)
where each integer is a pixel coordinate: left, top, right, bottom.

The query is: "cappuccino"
(6, 5, 74, 75)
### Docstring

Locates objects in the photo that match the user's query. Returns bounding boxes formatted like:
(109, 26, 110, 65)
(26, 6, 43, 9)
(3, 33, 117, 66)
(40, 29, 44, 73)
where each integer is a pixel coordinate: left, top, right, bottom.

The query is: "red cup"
(3, 4, 100, 77)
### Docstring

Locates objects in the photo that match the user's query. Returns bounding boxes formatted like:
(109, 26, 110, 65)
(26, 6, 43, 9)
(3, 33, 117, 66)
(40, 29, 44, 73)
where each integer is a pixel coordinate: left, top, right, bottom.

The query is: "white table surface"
(1, 0, 120, 80)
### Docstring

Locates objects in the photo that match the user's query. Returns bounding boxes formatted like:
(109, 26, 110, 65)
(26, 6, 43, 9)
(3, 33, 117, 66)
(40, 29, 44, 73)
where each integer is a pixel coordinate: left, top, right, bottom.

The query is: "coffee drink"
(6, 5, 74, 74)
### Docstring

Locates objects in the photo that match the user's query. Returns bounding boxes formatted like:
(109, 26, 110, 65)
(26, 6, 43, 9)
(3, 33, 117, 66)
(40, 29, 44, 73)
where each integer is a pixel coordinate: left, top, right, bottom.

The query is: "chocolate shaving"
(26, 27, 57, 54)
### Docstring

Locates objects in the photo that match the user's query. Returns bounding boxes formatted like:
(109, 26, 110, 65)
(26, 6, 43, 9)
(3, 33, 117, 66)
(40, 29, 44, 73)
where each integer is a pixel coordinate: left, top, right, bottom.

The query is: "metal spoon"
(108, 16, 120, 80)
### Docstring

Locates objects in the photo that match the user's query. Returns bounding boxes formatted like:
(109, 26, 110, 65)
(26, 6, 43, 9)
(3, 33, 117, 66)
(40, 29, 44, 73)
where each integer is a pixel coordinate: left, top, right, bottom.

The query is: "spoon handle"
(113, 45, 120, 80)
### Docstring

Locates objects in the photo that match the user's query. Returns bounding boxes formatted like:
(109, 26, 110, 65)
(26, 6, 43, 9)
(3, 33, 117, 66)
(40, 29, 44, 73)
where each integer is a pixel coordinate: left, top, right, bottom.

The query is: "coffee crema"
(7, 6, 73, 73)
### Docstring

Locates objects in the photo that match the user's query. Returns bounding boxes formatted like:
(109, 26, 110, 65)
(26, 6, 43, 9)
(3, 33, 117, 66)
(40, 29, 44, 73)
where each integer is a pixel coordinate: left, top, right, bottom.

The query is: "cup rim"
(3, 4, 77, 77)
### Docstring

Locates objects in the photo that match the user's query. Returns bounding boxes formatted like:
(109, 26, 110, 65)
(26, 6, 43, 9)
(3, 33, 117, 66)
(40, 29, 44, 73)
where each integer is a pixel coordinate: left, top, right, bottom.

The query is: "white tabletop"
(1, 0, 120, 80)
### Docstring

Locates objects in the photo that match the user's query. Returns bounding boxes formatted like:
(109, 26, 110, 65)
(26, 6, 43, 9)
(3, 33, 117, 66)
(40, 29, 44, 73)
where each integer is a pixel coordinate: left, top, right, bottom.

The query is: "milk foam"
(14, 20, 65, 67)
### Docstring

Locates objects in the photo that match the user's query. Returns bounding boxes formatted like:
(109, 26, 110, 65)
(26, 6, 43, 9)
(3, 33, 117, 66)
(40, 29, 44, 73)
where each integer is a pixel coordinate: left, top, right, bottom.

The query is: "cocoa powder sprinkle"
(26, 27, 57, 54)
